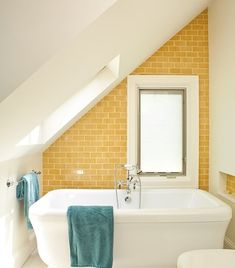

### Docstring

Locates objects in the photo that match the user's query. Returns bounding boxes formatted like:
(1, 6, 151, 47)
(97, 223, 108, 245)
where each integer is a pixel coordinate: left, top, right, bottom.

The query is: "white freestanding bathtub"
(29, 189, 231, 268)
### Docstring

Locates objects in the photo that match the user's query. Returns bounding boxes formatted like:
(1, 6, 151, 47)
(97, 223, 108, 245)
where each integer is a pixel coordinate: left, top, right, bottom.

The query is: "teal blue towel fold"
(67, 206, 114, 268)
(16, 172, 39, 229)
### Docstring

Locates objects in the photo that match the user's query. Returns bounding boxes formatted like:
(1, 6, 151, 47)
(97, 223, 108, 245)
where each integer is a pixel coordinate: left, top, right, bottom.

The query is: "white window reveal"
(127, 75, 199, 188)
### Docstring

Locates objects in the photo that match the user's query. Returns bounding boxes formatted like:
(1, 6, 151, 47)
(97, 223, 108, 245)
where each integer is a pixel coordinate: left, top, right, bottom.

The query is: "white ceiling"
(0, 0, 116, 102)
(0, 0, 212, 162)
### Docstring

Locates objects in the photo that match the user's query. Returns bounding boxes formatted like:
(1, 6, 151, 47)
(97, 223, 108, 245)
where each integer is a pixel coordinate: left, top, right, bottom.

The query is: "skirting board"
(224, 236, 235, 249)
(13, 233, 36, 268)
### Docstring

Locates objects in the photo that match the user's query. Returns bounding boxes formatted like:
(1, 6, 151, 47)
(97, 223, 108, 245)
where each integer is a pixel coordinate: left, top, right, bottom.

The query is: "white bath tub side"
(29, 189, 231, 268)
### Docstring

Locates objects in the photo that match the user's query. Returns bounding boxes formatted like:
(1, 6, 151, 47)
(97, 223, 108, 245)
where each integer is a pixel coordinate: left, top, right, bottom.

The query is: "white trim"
(218, 192, 235, 204)
(224, 236, 235, 249)
(13, 234, 36, 268)
(127, 75, 199, 188)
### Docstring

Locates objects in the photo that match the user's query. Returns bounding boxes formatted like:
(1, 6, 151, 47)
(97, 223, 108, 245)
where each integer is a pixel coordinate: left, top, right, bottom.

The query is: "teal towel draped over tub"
(67, 206, 114, 268)
(16, 172, 39, 229)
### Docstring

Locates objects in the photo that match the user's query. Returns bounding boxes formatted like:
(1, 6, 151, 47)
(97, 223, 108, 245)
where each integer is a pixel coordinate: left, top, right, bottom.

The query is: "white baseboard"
(224, 236, 235, 249)
(13, 233, 36, 268)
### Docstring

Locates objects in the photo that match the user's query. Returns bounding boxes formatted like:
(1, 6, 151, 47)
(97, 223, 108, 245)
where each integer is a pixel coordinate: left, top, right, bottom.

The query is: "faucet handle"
(117, 180, 128, 189)
(117, 181, 123, 189)
(124, 164, 136, 171)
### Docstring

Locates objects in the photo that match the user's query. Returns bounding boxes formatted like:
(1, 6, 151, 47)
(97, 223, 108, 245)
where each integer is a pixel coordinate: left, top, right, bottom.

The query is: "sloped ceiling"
(0, 0, 212, 162)
(0, 0, 116, 102)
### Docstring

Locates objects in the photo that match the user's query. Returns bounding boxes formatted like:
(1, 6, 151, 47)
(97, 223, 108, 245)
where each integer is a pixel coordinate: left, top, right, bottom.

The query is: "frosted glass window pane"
(140, 91, 183, 173)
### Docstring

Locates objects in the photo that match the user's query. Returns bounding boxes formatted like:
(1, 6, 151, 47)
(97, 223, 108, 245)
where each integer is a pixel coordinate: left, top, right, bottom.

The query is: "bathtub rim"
(29, 188, 232, 223)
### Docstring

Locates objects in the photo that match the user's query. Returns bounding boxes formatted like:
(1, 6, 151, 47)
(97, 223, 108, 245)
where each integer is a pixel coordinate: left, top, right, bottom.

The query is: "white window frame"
(127, 75, 199, 188)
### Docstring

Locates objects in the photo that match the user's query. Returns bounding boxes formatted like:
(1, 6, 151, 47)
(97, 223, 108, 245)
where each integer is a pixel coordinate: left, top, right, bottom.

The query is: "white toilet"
(177, 249, 235, 268)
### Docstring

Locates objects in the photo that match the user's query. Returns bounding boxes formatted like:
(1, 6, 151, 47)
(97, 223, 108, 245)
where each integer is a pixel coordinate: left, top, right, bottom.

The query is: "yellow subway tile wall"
(227, 175, 235, 195)
(43, 9, 209, 194)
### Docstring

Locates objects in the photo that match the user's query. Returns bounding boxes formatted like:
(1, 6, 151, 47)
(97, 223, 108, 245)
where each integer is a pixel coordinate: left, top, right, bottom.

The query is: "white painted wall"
(0, 153, 42, 267)
(209, 0, 235, 247)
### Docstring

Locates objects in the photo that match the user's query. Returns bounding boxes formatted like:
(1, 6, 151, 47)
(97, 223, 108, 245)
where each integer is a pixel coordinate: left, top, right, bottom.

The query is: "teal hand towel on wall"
(67, 206, 114, 268)
(16, 172, 39, 229)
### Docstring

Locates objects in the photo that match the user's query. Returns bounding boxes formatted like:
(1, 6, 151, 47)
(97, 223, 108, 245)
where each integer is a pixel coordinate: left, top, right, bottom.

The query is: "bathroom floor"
(22, 251, 46, 268)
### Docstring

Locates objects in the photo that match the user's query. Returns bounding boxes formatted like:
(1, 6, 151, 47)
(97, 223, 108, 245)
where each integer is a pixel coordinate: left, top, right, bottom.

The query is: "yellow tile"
(42, 9, 209, 193)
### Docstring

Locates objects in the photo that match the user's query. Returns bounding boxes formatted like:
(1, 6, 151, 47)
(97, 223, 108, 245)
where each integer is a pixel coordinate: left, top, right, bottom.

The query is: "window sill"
(217, 191, 235, 204)
(140, 175, 198, 189)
